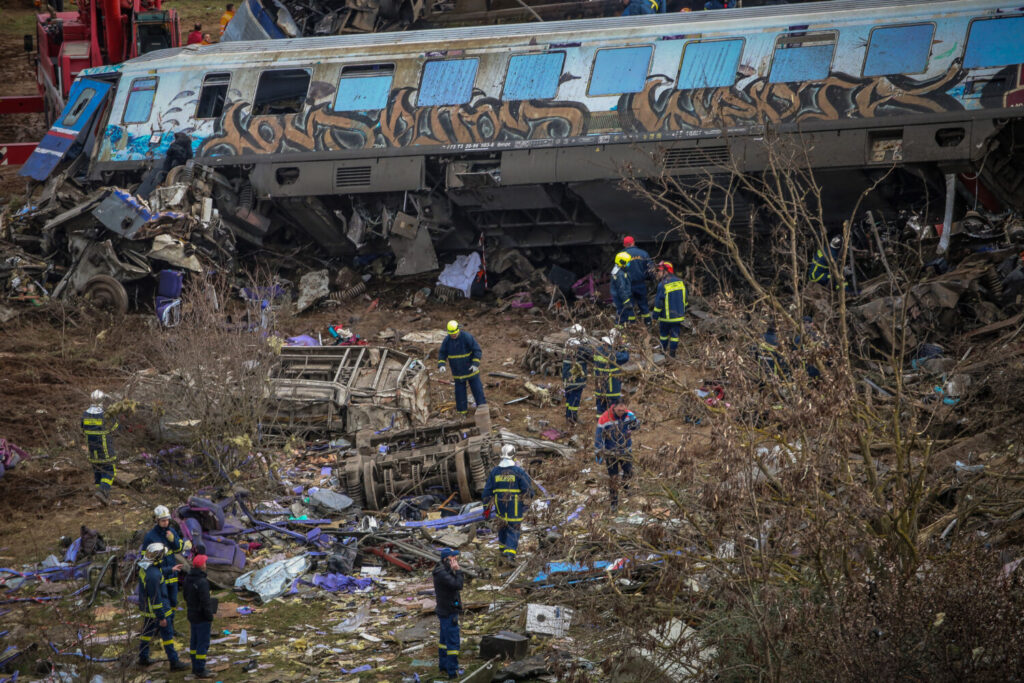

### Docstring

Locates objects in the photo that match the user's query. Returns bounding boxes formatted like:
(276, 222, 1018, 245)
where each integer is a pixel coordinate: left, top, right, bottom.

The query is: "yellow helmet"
(615, 252, 632, 268)
(446, 320, 460, 334)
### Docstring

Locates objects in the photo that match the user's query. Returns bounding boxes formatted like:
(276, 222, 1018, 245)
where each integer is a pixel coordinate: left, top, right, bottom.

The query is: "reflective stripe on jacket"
(611, 268, 631, 309)
(653, 275, 687, 322)
(482, 465, 534, 523)
(438, 331, 482, 379)
(138, 562, 172, 618)
(593, 343, 629, 398)
(81, 410, 117, 464)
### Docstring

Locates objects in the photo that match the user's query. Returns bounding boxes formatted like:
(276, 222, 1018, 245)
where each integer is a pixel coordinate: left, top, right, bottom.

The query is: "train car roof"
(129, 0, 1015, 67)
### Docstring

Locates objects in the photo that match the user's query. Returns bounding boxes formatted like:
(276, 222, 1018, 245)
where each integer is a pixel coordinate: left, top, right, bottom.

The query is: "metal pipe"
(939, 173, 955, 254)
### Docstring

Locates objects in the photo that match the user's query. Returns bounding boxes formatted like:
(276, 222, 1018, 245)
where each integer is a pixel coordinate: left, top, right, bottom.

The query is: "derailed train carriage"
(23, 0, 1024, 262)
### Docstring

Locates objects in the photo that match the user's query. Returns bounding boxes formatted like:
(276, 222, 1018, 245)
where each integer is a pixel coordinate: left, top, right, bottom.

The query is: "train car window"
(503, 52, 565, 101)
(334, 64, 394, 112)
(964, 16, 1024, 69)
(252, 68, 311, 116)
(769, 32, 835, 83)
(123, 77, 158, 124)
(62, 87, 97, 127)
(863, 24, 933, 77)
(588, 46, 653, 96)
(419, 59, 479, 107)
(195, 73, 231, 119)
(677, 38, 743, 90)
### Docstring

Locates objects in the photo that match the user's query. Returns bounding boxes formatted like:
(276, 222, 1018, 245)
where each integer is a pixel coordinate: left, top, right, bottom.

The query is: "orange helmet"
(658, 261, 674, 274)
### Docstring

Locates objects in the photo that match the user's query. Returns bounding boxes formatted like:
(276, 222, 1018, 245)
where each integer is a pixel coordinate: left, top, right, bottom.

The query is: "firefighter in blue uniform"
(652, 261, 687, 357)
(622, 0, 658, 15)
(611, 252, 634, 325)
(561, 324, 591, 425)
(81, 390, 119, 505)
(809, 236, 841, 286)
(593, 332, 629, 414)
(432, 548, 465, 679)
(482, 444, 538, 564)
(137, 542, 188, 671)
(437, 320, 486, 416)
(142, 505, 190, 635)
(622, 236, 652, 325)
(595, 403, 640, 511)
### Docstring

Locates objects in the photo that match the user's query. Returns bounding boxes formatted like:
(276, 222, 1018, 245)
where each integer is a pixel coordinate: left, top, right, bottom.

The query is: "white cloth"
(437, 252, 482, 298)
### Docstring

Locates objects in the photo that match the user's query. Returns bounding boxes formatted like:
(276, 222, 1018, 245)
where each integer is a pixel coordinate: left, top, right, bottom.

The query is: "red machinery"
(0, 0, 180, 165)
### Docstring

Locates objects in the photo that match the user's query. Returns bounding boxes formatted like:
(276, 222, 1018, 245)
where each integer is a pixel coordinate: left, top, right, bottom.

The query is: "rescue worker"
(611, 252, 634, 325)
(432, 548, 465, 679)
(186, 23, 203, 44)
(142, 506, 189, 633)
(561, 324, 591, 424)
(622, 0, 658, 15)
(219, 2, 234, 35)
(481, 445, 538, 564)
(622, 236, 653, 325)
(137, 543, 188, 671)
(594, 403, 640, 511)
(757, 327, 790, 380)
(437, 320, 486, 416)
(809, 235, 842, 287)
(81, 390, 120, 506)
(652, 261, 688, 357)
(593, 332, 629, 414)
(182, 554, 216, 679)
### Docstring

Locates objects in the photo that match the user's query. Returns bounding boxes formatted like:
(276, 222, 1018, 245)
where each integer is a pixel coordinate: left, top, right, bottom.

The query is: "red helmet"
(623, 236, 635, 247)
(658, 261, 674, 274)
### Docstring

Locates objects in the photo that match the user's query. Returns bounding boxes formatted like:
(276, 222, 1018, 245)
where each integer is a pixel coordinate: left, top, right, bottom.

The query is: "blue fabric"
(482, 465, 534, 522)
(81, 410, 118, 464)
(622, 0, 657, 16)
(188, 620, 211, 673)
(610, 268, 632, 322)
(438, 331, 483, 379)
(438, 613, 460, 676)
(310, 574, 373, 592)
(565, 386, 583, 421)
(808, 246, 837, 285)
(498, 522, 521, 556)
(137, 564, 171, 618)
(92, 462, 115, 493)
(143, 525, 185, 588)
(594, 410, 639, 452)
(593, 342, 628, 405)
(453, 374, 486, 414)
(623, 246, 650, 285)
(658, 321, 681, 355)
(139, 617, 179, 663)
(653, 274, 687, 322)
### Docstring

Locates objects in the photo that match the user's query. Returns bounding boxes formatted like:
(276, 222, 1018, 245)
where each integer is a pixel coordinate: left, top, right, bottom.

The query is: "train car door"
(20, 78, 113, 181)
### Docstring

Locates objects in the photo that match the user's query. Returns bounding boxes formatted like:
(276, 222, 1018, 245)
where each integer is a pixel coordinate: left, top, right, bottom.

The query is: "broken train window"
(768, 32, 836, 83)
(62, 87, 97, 128)
(195, 72, 231, 119)
(418, 58, 479, 107)
(334, 63, 394, 112)
(123, 77, 158, 124)
(252, 68, 311, 116)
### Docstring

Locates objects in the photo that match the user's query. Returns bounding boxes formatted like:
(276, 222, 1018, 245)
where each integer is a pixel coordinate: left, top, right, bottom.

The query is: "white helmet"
(568, 324, 585, 337)
(601, 336, 612, 345)
(90, 390, 105, 402)
(145, 542, 166, 559)
(153, 505, 171, 520)
(499, 444, 516, 468)
(608, 328, 621, 343)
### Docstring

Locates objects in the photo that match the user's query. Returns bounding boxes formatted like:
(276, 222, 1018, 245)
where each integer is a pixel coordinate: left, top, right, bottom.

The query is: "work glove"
(165, 530, 175, 543)
(482, 506, 492, 520)
(438, 365, 447, 374)
(183, 540, 193, 552)
(470, 364, 479, 374)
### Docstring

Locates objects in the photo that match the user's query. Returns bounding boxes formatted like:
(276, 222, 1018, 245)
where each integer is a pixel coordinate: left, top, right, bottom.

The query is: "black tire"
(82, 275, 129, 316)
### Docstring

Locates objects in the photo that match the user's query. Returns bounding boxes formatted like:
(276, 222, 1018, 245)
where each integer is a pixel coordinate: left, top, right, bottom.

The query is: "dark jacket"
(482, 465, 536, 523)
(182, 567, 217, 623)
(142, 524, 185, 581)
(432, 562, 464, 617)
(81, 409, 117, 464)
(438, 331, 483, 380)
(137, 560, 172, 618)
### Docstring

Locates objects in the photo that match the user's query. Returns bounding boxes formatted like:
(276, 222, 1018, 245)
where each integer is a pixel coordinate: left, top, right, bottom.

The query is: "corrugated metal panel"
(165, 0, 992, 62)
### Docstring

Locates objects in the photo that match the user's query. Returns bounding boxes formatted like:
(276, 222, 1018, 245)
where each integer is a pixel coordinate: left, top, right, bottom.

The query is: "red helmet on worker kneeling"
(658, 261, 674, 274)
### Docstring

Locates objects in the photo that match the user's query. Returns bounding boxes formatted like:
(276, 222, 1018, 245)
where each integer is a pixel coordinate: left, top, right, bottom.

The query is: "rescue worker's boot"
(137, 657, 155, 667)
(93, 489, 110, 506)
(170, 660, 189, 672)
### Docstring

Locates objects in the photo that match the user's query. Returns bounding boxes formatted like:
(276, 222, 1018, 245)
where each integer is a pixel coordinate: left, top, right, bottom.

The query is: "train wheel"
(82, 275, 129, 316)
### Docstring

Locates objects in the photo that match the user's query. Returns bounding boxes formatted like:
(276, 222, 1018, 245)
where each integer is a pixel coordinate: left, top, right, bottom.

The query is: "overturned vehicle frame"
(264, 345, 429, 438)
